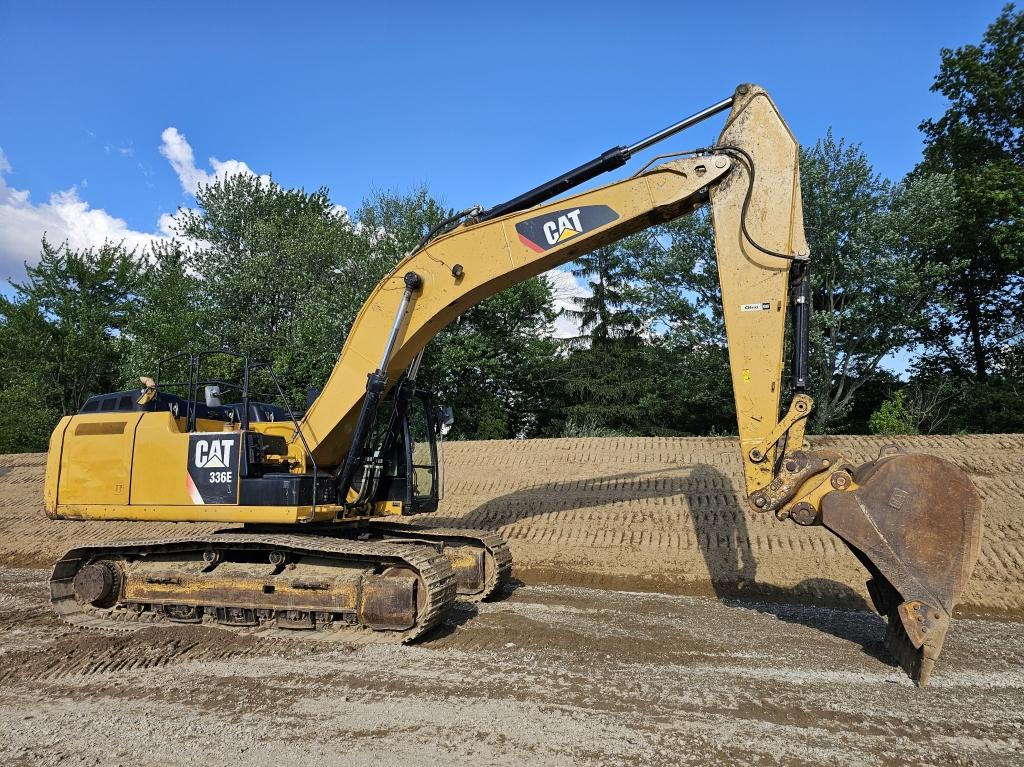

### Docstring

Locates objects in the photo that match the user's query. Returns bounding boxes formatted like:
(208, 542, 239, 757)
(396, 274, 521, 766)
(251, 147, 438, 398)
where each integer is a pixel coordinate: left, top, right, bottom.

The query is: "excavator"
(43, 84, 982, 685)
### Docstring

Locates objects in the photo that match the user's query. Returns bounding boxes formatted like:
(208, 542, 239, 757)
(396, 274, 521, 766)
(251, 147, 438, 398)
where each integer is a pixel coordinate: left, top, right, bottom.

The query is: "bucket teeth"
(884, 602, 948, 687)
(884, 609, 931, 686)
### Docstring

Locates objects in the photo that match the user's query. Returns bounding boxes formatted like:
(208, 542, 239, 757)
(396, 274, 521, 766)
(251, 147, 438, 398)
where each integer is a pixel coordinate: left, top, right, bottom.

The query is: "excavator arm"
(709, 87, 982, 686)
(293, 84, 981, 685)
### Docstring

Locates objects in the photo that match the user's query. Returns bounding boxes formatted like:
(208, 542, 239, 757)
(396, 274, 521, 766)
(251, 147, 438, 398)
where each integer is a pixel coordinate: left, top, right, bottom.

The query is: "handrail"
(251, 362, 319, 523)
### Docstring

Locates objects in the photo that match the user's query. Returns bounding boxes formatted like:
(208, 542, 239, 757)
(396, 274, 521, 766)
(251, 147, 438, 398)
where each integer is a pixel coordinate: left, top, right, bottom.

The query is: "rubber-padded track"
(367, 523, 513, 601)
(49, 533, 457, 644)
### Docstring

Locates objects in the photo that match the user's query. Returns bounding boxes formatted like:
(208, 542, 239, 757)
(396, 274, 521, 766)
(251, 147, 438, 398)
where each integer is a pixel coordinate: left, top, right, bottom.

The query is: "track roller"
(49, 533, 457, 643)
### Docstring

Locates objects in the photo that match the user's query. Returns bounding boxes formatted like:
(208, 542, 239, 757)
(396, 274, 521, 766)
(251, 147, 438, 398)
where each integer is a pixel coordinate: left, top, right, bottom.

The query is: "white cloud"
(544, 267, 590, 339)
(0, 130, 272, 282)
(0, 148, 165, 281)
(105, 142, 134, 158)
(159, 127, 270, 197)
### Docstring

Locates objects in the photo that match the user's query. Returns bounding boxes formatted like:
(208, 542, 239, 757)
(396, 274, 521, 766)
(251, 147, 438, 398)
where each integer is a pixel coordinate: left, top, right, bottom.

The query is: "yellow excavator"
(43, 85, 982, 685)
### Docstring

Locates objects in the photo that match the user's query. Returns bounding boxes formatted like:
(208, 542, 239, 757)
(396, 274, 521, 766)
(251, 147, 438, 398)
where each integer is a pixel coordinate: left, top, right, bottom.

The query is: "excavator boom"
(299, 153, 730, 467)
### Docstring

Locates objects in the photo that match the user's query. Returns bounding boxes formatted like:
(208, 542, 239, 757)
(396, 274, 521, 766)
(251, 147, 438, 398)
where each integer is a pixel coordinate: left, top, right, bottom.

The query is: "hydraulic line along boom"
(477, 96, 734, 221)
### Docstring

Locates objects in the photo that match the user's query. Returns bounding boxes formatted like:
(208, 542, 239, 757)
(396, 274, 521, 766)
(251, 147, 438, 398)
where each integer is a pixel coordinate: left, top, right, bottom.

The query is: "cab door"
(406, 392, 440, 513)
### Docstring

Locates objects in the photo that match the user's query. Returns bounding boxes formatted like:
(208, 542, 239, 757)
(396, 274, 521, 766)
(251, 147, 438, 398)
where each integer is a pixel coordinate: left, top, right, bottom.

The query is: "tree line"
(1, 6, 1021, 452)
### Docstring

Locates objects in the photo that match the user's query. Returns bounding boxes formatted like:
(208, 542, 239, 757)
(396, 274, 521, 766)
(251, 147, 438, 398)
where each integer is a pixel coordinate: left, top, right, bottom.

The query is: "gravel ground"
(1, 567, 1021, 767)
(3, 436, 1022, 765)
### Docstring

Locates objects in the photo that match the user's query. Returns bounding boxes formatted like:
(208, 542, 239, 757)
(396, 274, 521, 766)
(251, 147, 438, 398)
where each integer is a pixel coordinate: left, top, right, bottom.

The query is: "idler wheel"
(73, 561, 122, 607)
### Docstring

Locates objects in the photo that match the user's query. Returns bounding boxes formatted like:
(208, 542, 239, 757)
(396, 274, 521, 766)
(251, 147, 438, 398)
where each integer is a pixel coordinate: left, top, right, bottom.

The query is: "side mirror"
(436, 405, 454, 437)
(136, 376, 158, 407)
(441, 406, 455, 428)
(205, 385, 223, 408)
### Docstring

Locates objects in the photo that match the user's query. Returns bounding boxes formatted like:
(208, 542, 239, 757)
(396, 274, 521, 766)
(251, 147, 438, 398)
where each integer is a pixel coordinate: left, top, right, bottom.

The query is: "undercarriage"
(50, 524, 511, 643)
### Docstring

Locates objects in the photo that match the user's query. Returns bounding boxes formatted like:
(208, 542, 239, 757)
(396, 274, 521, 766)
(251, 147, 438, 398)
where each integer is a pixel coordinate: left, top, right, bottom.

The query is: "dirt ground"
(1, 568, 1022, 767)
(1, 435, 1023, 765)
(3, 435, 1023, 613)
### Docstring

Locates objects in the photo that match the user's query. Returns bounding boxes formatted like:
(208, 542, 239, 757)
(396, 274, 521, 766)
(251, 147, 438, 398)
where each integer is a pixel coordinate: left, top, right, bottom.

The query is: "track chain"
(49, 533, 457, 644)
(366, 522, 513, 601)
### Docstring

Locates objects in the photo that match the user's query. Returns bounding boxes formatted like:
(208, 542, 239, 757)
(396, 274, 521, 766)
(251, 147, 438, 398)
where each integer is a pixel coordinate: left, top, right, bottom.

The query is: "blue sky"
(0, 1, 1006, 302)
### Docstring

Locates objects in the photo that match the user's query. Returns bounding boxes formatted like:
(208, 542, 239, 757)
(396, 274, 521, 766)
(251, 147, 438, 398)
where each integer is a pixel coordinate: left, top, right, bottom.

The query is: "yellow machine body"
(45, 412, 337, 524)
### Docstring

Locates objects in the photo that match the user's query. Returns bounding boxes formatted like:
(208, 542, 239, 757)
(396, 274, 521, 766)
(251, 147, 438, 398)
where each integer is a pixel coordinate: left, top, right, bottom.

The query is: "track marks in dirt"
(2, 434, 1023, 615)
(0, 626, 274, 686)
(428, 435, 1024, 616)
(1, 571, 1023, 767)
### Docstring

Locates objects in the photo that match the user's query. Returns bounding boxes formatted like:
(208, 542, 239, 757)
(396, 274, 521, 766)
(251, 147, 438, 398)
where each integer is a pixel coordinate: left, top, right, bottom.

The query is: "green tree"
(10, 238, 140, 414)
(909, 342, 1024, 433)
(563, 235, 647, 346)
(917, 4, 1024, 381)
(637, 136, 950, 435)
(540, 339, 735, 437)
(0, 296, 62, 452)
(548, 226, 736, 437)
(168, 174, 369, 406)
(639, 212, 724, 346)
(120, 239, 207, 384)
(353, 187, 449, 265)
(800, 133, 955, 431)
(421, 275, 560, 439)
(0, 239, 140, 450)
(868, 390, 918, 436)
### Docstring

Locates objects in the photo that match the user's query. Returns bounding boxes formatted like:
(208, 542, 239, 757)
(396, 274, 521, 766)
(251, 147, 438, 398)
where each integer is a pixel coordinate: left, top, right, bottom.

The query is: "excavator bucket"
(820, 448, 983, 686)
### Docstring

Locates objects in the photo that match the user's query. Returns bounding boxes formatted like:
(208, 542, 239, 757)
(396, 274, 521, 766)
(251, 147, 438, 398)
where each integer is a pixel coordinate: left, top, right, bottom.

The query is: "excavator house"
(43, 85, 982, 685)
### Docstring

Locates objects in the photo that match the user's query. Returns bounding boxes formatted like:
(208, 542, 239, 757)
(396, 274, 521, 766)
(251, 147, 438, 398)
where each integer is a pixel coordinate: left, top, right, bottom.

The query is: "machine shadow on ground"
(674, 463, 891, 665)
(428, 463, 893, 663)
(428, 468, 698, 529)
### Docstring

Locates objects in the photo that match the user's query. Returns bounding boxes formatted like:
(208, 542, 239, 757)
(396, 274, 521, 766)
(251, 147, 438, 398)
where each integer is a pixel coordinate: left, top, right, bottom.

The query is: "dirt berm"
(2, 434, 1022, 615)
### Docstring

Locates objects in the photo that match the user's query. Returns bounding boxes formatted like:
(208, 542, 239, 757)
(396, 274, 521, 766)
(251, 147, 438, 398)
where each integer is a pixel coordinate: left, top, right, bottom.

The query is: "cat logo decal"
(515, 205, 619, 253)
